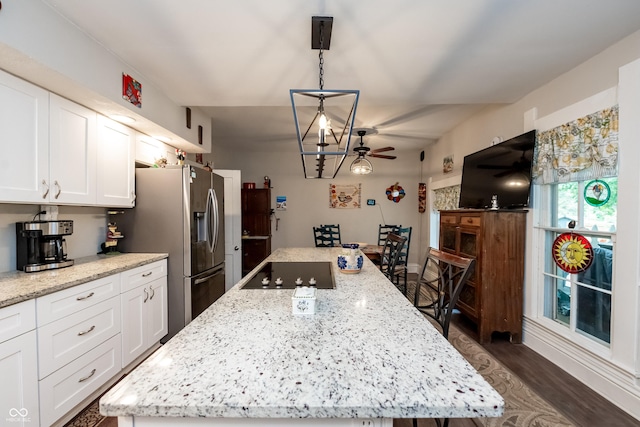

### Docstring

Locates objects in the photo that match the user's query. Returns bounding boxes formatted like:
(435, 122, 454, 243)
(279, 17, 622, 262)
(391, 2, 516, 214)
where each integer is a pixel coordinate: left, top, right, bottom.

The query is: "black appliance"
(16, 220, 74, 272)
(241, 262, 335, 289)
(458, 130, 536, 209)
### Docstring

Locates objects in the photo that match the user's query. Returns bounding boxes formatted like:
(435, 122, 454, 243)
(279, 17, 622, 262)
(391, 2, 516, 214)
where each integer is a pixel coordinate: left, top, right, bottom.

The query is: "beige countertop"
(0, 253, 168, 308)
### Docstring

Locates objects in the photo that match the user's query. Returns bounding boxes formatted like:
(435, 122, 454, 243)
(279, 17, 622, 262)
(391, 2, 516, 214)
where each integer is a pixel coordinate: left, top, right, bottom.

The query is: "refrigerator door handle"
(193, 268, 224, 285)
(205, 188, 215, 253)
(210, 188, 220, 253)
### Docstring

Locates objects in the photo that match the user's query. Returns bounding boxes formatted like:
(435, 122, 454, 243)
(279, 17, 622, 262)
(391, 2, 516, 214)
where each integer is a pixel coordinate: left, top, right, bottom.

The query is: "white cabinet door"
(120, 284, 146, 367)
(121, 275, 167, 367)
(49, 93, 97, 204)
(0, 330, 40, 427)
(97, 115, 135, 207)
(0, 70, 49, 203)
(148, 277, 168, 344)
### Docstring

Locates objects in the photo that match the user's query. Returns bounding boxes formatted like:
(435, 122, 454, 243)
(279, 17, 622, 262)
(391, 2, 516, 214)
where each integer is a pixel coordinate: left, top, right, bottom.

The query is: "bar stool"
(412, 247, 475, 427)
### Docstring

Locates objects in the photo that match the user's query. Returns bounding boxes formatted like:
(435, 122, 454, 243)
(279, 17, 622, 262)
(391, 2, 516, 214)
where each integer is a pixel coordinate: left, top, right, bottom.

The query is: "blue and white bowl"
(337, 243, 364, 274)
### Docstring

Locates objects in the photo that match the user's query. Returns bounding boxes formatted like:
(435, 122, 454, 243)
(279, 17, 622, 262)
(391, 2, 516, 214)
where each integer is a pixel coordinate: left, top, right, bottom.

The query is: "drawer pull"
(77, 325, 96, 336)
(142, 272, 153, 277)
(149, 285, 155, 300)
(143, 288, 149, 303)
(78, 369, 96, 383)
(467, 218, 473, 223)
(76, 292, 95, 301)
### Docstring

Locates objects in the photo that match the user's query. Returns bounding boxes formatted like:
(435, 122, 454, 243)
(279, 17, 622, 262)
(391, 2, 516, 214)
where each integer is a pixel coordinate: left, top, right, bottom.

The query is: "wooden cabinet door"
(97, 115, 135, 207)
(0, 70, 49, 203)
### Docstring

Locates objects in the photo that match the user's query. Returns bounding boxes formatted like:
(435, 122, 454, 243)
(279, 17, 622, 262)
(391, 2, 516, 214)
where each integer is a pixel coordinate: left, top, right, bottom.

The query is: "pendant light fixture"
(350, 130, 373, 175)
(290, 16, 360, 179)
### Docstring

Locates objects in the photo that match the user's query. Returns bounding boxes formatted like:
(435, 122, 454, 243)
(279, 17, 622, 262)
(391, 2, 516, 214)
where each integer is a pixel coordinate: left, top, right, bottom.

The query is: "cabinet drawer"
(440, 215, 458, 225)
(0, 299, 36, 344)
(38, 296, 121, 379)
(121, 260, 167, 293)
(39, 334, 121, 427)
(460, 216, 481, 227)
(37, 274, 120, 326)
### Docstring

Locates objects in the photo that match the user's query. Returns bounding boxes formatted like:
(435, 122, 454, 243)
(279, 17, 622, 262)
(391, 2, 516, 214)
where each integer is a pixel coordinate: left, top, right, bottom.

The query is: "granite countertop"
(0, 253, 168, 308)
(100, 247, 503, 420)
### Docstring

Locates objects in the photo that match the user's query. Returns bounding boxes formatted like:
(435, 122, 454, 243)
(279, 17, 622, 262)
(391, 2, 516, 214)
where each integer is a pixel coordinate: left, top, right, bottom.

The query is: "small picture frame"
(443, 155, 453, 174)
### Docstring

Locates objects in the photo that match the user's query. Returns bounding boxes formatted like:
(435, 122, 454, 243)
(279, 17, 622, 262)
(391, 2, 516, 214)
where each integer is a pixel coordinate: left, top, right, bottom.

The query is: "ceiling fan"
(351, 128, 397, 160)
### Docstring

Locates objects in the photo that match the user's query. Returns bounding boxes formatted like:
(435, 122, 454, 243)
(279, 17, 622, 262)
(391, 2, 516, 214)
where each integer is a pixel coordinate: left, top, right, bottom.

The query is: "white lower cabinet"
(0, 259, 169, 426)
(121, 261, 168, 367)
(39, 334, 121, 427)
(0, 299, 39, 427)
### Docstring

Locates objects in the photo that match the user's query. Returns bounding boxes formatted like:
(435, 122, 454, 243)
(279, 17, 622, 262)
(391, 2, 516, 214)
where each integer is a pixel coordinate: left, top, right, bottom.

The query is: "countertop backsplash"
(0, 204, 109, 273)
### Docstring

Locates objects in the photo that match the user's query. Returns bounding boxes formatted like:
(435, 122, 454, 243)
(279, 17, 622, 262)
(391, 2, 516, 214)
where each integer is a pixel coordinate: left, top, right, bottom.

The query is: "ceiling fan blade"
(370, 146, 395, 153)
(369, 154, 397, 160)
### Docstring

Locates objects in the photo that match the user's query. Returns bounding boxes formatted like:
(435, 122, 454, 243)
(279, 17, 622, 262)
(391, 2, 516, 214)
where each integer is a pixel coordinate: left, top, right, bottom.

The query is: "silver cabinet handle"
(76, 292, 95, 301)
(78, 369, 96, 383)
(77, 325, 96, 336)
(143, 288, 149, 303)
(142, 272, 152, 277)
(54, 180, 61, 199)
(42, 179, 49, 199)
(149, 285, 155, 300)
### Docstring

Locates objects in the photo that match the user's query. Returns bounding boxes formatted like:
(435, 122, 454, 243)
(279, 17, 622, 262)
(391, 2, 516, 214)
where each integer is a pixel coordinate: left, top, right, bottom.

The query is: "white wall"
(0, 1, 210, 153)
(208, 145, 425, 268)
(423, 29, 640, 420)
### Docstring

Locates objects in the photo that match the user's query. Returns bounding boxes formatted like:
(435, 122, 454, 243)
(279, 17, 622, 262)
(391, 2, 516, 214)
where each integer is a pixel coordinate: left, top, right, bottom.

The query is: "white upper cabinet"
(97, 116, 135, 207)
(49, 93, 98, 204)
(0, 70, 49, 203)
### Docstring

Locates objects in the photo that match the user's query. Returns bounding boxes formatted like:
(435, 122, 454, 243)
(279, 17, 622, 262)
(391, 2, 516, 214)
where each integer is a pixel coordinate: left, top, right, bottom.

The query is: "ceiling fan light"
(350, 156, 373, 175)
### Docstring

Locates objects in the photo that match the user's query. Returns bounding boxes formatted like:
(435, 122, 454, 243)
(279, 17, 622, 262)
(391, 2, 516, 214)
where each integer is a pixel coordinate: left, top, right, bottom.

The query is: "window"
(540, 177, 616, 345)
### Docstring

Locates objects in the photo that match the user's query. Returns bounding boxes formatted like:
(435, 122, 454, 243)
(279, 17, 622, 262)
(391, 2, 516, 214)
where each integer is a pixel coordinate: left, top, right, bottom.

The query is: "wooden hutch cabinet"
(241, 188, 272, 275)
(439, 209, 526, 343)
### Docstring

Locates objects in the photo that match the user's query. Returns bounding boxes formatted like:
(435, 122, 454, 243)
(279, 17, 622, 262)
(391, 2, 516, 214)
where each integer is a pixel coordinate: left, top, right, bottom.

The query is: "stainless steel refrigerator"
(119, 166, 225, 341)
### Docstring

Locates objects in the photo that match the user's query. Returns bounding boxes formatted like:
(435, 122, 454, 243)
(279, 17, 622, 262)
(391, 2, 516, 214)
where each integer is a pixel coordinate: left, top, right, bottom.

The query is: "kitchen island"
(100, 247, 503, 426)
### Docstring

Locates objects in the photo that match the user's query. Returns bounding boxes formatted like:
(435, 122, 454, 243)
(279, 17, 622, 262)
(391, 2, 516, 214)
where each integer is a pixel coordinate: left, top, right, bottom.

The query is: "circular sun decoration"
(584, 179, 611, 207)
(386, 182, 405, 203)
(552, 232, 594, 274)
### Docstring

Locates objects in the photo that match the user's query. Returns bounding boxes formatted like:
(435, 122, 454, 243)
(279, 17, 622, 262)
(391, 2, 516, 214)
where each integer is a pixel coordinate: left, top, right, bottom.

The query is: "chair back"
(414, 247, 475, 339)
(377, 224, 400, 246)
(395, 226, 412, 267)
(313, 224, 342, 247)
(379, 233, 407, 281)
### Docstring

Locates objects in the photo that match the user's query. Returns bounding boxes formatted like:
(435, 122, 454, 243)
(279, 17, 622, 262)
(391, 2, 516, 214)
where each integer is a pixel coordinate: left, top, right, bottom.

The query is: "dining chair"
(377, 224, 400, 246)
(313, 224, 342, 247)
(379, 233, 407, 285)
(392, 226, 412, 294)
(412, 247, 475, 427)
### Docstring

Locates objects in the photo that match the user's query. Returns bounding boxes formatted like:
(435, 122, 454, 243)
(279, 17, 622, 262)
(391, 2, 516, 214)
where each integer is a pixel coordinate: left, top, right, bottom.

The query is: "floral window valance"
(532, 105, 619, 185)
(432, 185, 460, 212)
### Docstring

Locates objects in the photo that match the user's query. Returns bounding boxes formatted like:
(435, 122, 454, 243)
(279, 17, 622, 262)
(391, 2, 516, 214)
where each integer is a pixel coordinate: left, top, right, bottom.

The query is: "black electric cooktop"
(241, 261, 335, 289)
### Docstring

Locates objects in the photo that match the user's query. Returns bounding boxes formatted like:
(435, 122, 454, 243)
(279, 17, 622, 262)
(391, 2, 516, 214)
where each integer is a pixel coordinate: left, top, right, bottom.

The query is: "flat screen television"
(458, 130, 536, 209)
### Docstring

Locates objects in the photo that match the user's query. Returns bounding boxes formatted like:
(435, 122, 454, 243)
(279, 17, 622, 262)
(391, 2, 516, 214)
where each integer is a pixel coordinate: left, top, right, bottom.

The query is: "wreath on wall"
(386, 182, 405, 203)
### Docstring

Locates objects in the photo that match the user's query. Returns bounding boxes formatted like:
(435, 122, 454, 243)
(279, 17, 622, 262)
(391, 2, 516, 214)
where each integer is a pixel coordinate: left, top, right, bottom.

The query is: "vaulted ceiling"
(42, 0, 640, 153)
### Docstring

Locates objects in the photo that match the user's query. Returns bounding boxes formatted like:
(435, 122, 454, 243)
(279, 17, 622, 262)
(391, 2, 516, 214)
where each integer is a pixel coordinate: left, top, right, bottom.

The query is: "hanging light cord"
(318, 22, 325, 91)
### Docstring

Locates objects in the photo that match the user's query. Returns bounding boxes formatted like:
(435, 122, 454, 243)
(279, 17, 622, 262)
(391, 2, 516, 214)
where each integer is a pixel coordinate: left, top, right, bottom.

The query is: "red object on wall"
(122, 73, 142, 108)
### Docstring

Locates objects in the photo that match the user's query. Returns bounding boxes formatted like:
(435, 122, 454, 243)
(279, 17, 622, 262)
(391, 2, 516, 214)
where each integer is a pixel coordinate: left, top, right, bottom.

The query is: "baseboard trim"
(523, 317, 640, 422)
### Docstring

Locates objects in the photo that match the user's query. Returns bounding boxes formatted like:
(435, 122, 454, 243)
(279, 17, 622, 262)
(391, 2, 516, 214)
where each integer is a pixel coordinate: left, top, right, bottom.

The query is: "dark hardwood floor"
(450, 312, 640, 427)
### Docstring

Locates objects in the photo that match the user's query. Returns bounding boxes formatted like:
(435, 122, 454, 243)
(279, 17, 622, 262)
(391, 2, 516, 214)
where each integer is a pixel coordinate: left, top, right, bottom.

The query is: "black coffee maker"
(16, 220, 74, 272)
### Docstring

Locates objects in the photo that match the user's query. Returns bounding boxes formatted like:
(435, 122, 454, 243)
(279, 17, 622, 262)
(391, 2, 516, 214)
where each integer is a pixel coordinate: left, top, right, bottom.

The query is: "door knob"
(234, 246, 239, 251)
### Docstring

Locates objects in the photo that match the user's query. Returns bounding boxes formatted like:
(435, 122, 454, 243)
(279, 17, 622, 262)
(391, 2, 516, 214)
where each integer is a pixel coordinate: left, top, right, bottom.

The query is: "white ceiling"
(42, 0, 640, 153)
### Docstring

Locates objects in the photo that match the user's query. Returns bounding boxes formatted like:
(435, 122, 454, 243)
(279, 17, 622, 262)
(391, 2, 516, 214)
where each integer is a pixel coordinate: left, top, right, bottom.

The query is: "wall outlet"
(353, 420, 375, 427)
